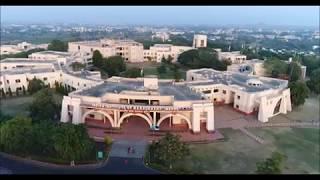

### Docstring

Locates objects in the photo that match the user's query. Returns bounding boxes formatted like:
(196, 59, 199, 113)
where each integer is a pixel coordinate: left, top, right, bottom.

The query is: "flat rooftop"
(1, 58, 57, 64)
(190, 69, 288, 92)
(74, 79, 203, 101)
(1, 68, 56, 75)
(31, 51, 70, 57)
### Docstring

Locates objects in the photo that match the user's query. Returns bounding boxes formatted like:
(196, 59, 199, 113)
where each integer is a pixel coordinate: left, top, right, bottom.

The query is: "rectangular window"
(236, 105, 239, 109)
(15, 79, 21, 83)
(223, 90, 226, 94)
(43, 77, 47, 81)
(26, 78, 29, 82)
(203, 90, 211, 94)
(0, 81, 2, 85)
(214, 98, 217, 101)
(214, 89, 219, 93)
(16, 87, 22, 91)
(237, 95, 240, 99)
(84, 84, 86, 87)
(7, 80, 9, 84)
(4, 67, 7, 69)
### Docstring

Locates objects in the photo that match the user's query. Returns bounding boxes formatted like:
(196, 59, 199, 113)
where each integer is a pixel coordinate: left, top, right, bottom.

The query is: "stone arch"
(144, 112, 153, 123)
(82, 110, 115, 127)
(157, 113, 191, 129)
(117, 113, 152, 128)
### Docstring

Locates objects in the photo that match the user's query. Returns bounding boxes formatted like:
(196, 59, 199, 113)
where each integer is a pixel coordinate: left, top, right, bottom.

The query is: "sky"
(1, 6, 319, 27)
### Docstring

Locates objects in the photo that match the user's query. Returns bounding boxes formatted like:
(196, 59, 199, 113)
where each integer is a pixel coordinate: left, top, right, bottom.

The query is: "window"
(84, 84, 86, 87)
(214, 89, 219, 93)
(126, 58, 129, 61)
(78, 82, 80, 86)
(16, 87, 22, 91)
(237, 95, 240, 99)
(203, 90, 211, 94)
(214, 98, 217, 101)
(89, 114, 94, 118)
(91, 48, 93, 52)
(15, 79, 21, 83)
(223, 90, 226, 94)
(78, 45, 80, 50)
(7, 80, 9, 84)
(26, 78, 29, 81)
(236, 105, 239, 109)
(4, 67, 7, 69)
(0, 81, 2, 85)
(43, 77, 47, 81)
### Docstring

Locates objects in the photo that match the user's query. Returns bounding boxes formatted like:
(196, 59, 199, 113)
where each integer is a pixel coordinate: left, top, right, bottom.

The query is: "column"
(192, 105, 201, 134)
(60, 97, 69, 123)
(206, 106, 214, 133)
(153, 112, 157, 126)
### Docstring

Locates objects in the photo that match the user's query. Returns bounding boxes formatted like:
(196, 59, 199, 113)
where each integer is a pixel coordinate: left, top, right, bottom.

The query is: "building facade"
(193, 34, 207, 48)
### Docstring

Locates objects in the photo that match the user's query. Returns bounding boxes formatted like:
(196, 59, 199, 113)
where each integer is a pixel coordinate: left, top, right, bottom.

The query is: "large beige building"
(68, 39, 144, 63)
(186, 69, 292, 123)
(0, 42, 48, 55)
(60, 76, 214, 133)
(143, 44, 194, 63)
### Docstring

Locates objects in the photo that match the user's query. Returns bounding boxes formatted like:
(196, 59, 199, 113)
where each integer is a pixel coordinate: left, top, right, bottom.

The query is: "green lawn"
(152, 127, 320, 174)
(0, 96, 33, 116)
(0, 92, 63, 117)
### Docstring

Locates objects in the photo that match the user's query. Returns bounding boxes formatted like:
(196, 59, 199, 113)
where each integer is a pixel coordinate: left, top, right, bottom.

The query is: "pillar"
(206, 105, 214, 133)
(153, 112, 156, 126)
(60, 96, 69, 123)
(192, 104, 201, 134)
(71, 98, 82, 124)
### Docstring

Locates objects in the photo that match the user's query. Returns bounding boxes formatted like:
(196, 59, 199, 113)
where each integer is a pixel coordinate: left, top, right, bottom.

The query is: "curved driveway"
(0, 154, 160, 174)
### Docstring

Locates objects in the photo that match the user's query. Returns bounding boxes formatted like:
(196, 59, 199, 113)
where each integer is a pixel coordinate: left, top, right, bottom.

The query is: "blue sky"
(1, 6, 319, 27)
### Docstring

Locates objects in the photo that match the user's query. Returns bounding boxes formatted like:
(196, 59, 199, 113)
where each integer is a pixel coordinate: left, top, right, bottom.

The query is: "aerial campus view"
(0, 6, 319, 175)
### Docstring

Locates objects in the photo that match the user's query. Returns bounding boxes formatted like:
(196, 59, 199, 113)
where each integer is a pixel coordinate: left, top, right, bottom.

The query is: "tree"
(48, 40, 68, 52)
(0, 116, 34, 155)
(173, 65, 182, 82)
(256, 152, 287, 174)
(16, 88, 19, 96)
(104, 136, 113, 148)
(8, 87, 12, 97)
(27, 78, 45, 94)
(307, 68, 320, 94)
(178, 48, 226, 70)
(287, 62, 302, 82)
(123, 68, 142, 78)
(30, 120, 56, 156)
(289, 81, 310, 106)
(263, 58, 289, 78)
(0, 88, 5, 98)
(102, 56, 126, 77)
(157, 64, 167, 74)
(53, 123, 96, 161)
(149, 133, 190, 168)
(70, 62, 85, 71)
(22, 85, 26, 95)
(29, 88, 60, 122)
(92, 50, 103, 67)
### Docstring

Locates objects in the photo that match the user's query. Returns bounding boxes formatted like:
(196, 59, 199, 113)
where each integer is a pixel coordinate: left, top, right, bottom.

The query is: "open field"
(169, 127, 319, 174)
(0, 92, 63, 117)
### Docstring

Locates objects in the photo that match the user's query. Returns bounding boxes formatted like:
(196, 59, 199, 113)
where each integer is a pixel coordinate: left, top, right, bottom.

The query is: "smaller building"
(193, 34, 207, 48)
(215, 49, 247, 64)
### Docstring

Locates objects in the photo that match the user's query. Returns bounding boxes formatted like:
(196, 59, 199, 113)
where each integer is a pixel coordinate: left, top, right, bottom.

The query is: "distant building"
(68, 39, 144, 63)
(143, 44, 193, 63)
(193, 34, 207, 48)
(214, 49, 247, 64)
(0, 42, 48, 55)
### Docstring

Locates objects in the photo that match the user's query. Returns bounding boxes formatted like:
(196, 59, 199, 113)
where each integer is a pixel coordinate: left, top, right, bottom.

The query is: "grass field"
(166, 127, 319, 174)
(0, 92, 63, 117)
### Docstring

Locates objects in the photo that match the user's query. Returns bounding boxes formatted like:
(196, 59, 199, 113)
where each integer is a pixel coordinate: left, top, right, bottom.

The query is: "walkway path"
(239, 128, 265, 144)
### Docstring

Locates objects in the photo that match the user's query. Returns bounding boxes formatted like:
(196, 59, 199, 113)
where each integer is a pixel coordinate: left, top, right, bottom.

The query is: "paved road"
(0, 139, 160, 174)
(0, 154, 160, 174)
